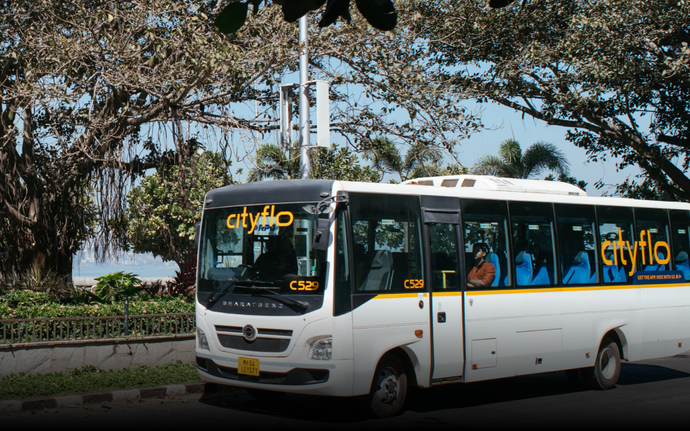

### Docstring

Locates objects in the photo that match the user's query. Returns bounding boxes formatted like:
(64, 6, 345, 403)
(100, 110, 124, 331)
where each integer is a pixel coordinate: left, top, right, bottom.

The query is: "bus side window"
(670, 210, 690, 281)
(349, 193, 423, 293)
(597, 206, 635, 284)
(635, 208, 671, 273)
(509, 201, 557, 287)
(555, 204, 598, 285)
(461, 199, 512, 289)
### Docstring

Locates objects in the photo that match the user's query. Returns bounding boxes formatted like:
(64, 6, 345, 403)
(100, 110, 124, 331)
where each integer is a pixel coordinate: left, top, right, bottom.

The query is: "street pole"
(298, 15, 311, 179)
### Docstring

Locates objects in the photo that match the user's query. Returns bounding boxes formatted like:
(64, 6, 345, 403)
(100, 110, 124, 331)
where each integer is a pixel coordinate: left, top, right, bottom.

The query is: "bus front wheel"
(368, 354, 408, 418)
(585, 337, 621, 390)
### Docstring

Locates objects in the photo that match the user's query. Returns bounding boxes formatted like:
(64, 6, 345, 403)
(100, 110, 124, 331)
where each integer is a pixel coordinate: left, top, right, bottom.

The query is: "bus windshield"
(197, 203, 327, 314)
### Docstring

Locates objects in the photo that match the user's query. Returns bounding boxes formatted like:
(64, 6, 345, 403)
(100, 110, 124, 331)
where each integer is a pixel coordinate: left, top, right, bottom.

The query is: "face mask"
(474, 256, 483, 266)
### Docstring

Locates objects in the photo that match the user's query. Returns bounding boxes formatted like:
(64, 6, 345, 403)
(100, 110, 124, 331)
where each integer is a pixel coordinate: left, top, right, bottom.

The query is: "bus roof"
(202, 176, 690, 211)
(401, 175, 586, 196)
(336, 175, 690, 210)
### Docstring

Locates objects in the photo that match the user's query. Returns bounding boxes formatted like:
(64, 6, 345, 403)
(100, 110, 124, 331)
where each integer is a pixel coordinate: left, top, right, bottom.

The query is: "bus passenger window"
(635, 208, 671, 273)
(461, 199, 511, 288)
(555, 204, 598, 285)
(597, 206, 635, 284)
(670, 210, 690, 281)
(509, 201, 557, 287)
(349, 193, 423, 293)
(429, 223, 461, 291)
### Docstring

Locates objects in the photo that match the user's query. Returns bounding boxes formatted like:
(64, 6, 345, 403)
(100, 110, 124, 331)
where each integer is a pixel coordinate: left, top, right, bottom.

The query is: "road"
(3, 354, 690, 430)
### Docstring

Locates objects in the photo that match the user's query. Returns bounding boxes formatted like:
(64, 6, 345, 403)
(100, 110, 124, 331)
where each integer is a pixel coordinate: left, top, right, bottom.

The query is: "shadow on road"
(198, 359, 690, 423)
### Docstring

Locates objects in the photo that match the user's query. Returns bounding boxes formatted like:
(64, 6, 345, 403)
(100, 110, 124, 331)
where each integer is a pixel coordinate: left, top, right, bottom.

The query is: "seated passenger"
(467, 242, 496, 288)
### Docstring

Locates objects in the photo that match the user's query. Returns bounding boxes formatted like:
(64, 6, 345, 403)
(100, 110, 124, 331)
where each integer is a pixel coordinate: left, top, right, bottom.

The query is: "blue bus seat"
(563, 251, 591, 284)
(531, 264, 551, 285)
(515, 251, 533, 286)
(485, 252, 500, 287)
(643, 252, 667, 272)
(602, 250, 627, 283)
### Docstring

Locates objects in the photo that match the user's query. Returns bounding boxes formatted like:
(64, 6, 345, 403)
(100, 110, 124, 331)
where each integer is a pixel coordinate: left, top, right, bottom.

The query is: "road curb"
(0, 381, 209, 415)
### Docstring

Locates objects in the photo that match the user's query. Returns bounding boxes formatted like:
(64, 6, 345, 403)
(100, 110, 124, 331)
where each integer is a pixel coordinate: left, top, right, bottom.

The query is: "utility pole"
(298, 16, 310, 179)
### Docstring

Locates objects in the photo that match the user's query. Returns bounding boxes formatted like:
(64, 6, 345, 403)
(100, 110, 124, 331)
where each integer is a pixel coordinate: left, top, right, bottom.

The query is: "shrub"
(0, 267, 74, 300)
(93, 271, 142, 303)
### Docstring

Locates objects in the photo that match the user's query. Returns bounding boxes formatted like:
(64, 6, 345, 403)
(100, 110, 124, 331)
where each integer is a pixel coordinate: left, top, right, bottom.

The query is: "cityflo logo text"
(226, 205, 294, 234)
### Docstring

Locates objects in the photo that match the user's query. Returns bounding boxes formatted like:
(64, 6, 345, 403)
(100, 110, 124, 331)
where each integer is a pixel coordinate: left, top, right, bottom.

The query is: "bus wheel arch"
(608, 327, 628, 361)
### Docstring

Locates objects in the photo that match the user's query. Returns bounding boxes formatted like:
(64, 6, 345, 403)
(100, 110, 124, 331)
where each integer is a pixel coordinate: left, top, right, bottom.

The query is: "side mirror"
(312, 217, 331, 251)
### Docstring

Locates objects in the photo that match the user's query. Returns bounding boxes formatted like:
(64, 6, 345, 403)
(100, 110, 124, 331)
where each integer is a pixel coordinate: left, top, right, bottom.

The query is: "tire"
(584, 337, 621, 390)
(368, 354, 408, 418)
(246, 388, 284, 401)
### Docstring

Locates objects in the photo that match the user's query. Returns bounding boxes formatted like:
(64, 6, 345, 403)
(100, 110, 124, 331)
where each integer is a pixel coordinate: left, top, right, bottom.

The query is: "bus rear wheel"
(585, 337, 621, 390)
(368, 354, 407, 418)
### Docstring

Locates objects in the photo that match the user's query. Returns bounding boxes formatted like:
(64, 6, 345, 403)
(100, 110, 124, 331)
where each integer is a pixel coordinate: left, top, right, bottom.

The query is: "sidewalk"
(0, 381, 213, 415)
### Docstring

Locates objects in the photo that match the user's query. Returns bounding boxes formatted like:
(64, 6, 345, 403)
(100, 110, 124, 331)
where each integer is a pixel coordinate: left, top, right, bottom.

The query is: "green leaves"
(215, 1, 250, 34)
(93, 272, 143, 303)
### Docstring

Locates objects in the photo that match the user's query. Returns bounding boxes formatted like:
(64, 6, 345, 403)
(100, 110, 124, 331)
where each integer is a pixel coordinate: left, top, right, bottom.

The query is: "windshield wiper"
(204, 281, 235, 309)
(234, 285, 309, 313)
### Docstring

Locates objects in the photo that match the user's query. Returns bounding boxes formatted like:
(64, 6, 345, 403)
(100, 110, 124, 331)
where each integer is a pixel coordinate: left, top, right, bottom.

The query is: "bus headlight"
(308, 335, 332, 360)
(198, 328, 209, 350)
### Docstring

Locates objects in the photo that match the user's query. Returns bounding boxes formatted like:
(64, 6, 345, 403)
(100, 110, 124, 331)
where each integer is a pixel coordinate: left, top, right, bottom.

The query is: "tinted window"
(350, 193, 424, 293)
(510, 202, 557, 287)
(429, 223, 461, 291)
(635, 208, 671, 272)
(461, 199, 511, 288)
(555, 204, 599, 285)
(597, 206, 635, 284)
(670, 210, 690, 281)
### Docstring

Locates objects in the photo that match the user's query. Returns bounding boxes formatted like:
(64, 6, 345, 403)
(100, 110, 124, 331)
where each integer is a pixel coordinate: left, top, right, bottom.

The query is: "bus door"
(348, 193, 431, 394)
(422, 197, 465, 381)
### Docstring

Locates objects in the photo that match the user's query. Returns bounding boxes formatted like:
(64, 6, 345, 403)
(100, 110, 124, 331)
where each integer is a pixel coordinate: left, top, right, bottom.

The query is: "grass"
(0, 360, 202, 401)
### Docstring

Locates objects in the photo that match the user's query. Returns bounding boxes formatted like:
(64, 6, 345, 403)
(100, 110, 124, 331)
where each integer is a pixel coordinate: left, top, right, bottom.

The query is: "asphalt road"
(3, 354, 690, 430)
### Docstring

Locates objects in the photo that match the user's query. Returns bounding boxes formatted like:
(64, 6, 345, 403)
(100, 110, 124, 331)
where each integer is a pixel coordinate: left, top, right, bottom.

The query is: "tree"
(247, 143, 380, 182)
(0, 0, 299, 279)
(472, 139, 570, 179)
(406, 0, 690, 200)
(125, 150, 233, 269)
(363, 137, 467, 183)
(1, 0, 488, 280)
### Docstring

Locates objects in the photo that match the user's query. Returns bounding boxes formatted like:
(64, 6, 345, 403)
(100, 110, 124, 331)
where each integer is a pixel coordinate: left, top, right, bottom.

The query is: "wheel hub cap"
(375, 369, 399, 404)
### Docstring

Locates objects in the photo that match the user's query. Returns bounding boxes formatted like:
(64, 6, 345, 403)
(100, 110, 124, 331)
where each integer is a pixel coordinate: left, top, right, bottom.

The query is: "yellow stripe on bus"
(370, 283, 687, 299)
(467, 283, 687, 295)
(372, 292, 428, 299)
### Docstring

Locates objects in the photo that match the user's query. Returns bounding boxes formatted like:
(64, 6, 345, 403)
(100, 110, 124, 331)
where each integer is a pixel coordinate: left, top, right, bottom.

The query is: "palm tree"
(472, 139, 570, 179)
(246, 144, 296, 182)
(363, 137, 465, 182)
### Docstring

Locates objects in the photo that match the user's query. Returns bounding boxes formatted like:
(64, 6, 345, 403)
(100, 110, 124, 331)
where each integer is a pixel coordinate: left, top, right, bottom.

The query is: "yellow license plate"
(238, 357, 260, 376)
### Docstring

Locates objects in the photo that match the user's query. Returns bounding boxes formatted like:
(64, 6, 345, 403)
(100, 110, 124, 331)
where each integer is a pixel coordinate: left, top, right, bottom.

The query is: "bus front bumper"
(196, 355, 354, 397)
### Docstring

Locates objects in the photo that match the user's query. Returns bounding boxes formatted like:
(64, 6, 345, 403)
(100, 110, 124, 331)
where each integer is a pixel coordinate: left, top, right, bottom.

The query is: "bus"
(194, 175, 690, 417)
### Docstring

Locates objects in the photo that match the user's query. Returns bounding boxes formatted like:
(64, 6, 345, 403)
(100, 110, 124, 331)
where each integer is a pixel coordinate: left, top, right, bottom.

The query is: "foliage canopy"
(406, 0, 690, 200)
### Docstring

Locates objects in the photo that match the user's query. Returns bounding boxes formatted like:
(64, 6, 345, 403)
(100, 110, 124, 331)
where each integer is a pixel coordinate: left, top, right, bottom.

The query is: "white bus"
(194, 175, 690, 417)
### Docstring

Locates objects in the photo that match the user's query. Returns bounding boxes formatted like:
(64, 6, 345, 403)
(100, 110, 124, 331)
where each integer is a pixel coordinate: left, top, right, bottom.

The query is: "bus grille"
(215, 326, 293, 353)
